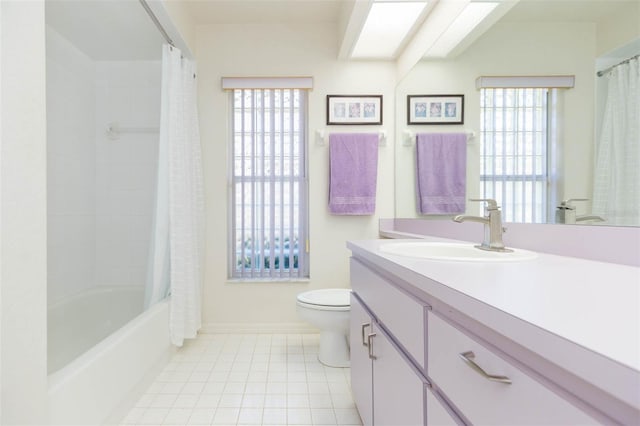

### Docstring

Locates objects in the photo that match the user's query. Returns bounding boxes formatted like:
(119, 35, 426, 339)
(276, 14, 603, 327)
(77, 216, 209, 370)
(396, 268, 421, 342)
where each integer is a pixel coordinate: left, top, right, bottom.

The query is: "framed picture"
(326, 95, 383, 125)
(407, 94, 464, 125)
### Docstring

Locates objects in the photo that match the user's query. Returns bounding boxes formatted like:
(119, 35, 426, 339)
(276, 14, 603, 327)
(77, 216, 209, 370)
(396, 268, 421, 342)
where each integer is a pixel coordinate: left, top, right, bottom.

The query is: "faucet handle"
(469, 198, 499, 210)
(559, 198, 589, 209)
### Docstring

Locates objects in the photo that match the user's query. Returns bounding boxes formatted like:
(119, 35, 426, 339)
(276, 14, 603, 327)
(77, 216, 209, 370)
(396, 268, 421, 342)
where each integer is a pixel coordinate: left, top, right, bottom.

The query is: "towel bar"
(403, 130, 475, 146)
(106, 122, 159, 140)
(316, 130, 386, 147)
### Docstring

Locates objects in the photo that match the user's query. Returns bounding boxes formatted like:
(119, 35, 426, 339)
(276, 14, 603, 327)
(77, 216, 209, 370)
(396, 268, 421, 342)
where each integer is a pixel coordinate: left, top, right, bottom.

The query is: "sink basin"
(379, 242, 537, 262)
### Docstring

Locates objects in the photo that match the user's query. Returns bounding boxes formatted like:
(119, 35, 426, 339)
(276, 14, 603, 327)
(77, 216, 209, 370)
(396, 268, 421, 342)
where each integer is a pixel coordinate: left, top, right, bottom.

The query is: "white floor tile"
(264, 394, 287, 408)
(218, 393, 244, 408)
(287, 382, 309, 394)
(173, 394, 199, 408)
(158, 382, 185, 395)
(139, 407, 169, 425)
(122, 333, 363, 426)
(266, 382, 287, 394)
(181, 382, 206, 394)
(212, 407, 240, 425)
(311, 408, 337, 425)
(121, 407, 145, 424)
(161, 407, 192, 425)
(150, 393, 178, 408)
(187, 408, 216, 425)
(287, 394, 310, 408)
(287, 408, 312, 425)
(334, 408, 361, 425)
(262, 408, 287, 425)
(238, 408, 263, 424)
(242, 393, 266, 408)
(308, 394, 333, 409)
(330, 394, 355, 409)
(196, 393, 221, 408)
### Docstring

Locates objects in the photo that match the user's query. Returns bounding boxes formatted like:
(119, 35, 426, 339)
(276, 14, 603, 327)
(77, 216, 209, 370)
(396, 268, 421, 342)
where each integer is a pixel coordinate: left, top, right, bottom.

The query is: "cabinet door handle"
(459, 351, 512, 384)
(367, 333, 377, 360)
(361, 323, 371, 346)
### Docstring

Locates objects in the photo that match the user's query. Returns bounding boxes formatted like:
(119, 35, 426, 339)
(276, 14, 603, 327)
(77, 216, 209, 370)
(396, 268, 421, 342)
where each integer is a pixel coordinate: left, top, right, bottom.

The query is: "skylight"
(351, 1, 428, 59)
(425, 2, 499, 57)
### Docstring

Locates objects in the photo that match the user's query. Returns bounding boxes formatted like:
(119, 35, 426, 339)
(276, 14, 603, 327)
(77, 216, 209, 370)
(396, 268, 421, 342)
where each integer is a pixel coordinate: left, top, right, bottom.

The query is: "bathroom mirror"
(393, 0, 639, 226)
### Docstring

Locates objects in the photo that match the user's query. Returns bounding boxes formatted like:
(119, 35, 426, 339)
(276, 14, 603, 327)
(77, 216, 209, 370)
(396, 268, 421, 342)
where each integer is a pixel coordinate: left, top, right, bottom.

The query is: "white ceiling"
(182, 0, 635, 24)
(45, 0, 636, 61)
(183, 0, 347, 24)
(500, 0, 638, 23)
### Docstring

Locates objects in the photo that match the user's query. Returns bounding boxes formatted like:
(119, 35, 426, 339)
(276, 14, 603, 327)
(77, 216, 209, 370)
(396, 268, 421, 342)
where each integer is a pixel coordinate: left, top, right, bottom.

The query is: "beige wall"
(596, 1, 640, 56)
(395, 21, 599, 218)
(196, 22, 395, 331)
(160, 0, 196, 55)
(0, 1, 48, 423)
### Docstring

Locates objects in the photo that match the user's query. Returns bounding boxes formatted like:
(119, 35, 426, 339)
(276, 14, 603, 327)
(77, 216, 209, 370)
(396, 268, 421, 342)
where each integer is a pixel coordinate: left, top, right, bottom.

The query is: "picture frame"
(326, 95, 383, 125)
(407, 94, 464, 125)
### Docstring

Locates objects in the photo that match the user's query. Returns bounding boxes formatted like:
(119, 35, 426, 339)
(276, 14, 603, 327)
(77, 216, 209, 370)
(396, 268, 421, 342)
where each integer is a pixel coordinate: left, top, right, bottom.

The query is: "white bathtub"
(47, 286, 172, 425)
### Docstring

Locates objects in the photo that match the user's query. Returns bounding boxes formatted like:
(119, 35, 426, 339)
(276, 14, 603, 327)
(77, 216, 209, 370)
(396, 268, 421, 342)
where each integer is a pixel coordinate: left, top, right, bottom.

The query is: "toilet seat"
(296, 289, 351, 311)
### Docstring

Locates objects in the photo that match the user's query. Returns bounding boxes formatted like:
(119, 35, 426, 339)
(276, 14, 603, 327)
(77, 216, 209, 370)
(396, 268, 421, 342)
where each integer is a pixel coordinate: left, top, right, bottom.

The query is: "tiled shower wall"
(47, 27, 97, 304)
(47, 26, 160, 303)
(94, 61, 160, 288)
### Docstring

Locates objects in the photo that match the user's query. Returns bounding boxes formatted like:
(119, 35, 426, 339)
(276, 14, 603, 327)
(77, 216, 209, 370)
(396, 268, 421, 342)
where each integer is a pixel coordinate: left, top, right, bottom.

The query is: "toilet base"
(318, 331, 350, 368)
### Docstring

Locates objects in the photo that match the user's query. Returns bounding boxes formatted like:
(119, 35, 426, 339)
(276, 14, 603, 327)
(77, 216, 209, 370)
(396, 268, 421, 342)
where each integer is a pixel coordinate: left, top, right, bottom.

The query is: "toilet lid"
(297, 289, 351, 307)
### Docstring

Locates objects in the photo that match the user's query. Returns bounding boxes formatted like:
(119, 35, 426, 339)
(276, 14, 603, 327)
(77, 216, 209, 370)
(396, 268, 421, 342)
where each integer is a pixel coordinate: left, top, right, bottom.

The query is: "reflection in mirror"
(394, 0, 639, 226)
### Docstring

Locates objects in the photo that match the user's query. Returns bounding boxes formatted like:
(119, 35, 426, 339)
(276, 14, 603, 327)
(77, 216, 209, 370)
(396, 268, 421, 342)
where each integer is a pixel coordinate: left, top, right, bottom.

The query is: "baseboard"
(200, 322, 318, 334)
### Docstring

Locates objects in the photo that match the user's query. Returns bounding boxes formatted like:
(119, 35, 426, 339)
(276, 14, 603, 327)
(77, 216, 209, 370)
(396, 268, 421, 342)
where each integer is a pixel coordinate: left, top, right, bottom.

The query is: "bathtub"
(47, 286, 172, 425)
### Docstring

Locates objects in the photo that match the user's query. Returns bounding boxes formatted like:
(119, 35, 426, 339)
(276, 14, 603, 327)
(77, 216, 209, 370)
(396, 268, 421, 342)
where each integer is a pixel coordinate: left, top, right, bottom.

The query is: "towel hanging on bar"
(328, 133, 379, 215)
(416, 133, 466, 215)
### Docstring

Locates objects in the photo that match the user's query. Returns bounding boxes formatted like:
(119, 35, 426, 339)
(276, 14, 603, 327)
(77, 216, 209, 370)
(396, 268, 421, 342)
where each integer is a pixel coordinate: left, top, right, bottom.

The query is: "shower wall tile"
(47, 30, 160, 302)
(46, 27, 97, 304)
(94, 60, 161, 290)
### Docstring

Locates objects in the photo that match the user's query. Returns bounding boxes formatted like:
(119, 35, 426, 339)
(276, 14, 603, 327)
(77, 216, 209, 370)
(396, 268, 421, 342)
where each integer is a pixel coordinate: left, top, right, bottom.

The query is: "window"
(227, 83, 309, 280)
(479, 87, 552, 223)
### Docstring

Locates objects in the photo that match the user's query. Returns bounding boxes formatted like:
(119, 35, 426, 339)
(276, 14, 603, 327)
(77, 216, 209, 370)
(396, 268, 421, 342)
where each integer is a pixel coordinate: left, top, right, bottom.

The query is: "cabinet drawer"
(351, 258, 426, 370)
(428, 313, 598, 425)
(426, 387, 460, 426)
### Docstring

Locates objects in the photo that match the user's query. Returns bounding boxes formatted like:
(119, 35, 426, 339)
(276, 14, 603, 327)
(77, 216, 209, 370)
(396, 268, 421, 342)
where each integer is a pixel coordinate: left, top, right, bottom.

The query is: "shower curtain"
(146, 44, 204, 346)
(592, 56, 640, 225)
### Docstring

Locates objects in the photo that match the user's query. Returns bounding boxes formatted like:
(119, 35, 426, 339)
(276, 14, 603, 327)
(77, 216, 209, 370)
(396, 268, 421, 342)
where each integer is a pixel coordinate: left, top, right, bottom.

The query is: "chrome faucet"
(556, 199, 605, 224)
(453, 199, 513, 253)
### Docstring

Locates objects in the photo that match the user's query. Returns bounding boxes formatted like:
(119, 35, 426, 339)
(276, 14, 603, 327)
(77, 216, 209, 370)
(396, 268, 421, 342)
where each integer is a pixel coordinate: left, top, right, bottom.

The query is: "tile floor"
(121, 333, 363, 426)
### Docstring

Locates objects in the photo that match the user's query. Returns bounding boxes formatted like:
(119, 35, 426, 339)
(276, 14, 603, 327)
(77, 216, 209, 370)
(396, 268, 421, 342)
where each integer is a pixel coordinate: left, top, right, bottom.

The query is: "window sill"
(226, 278, 311, 285)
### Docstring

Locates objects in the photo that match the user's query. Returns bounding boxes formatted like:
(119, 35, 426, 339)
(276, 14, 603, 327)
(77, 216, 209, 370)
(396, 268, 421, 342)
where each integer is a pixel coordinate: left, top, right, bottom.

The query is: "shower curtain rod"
(597, 54, 639, 77)
(138, 0, 175, 47)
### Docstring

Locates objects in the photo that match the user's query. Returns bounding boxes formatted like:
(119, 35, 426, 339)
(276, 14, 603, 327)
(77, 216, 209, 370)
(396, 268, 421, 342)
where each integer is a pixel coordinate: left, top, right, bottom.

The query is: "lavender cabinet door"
(350, 294, 373, 426)
(371, 323, 426, 426)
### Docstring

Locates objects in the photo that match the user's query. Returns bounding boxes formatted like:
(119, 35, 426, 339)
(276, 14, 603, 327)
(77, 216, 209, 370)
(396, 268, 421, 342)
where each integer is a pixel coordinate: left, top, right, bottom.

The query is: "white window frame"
(224, 77, 311, 281)
(476, 76, 573, 223)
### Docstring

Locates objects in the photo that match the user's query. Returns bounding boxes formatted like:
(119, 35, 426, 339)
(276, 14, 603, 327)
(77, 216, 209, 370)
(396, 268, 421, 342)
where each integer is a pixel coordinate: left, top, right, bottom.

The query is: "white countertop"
(347, 236, 640, 408)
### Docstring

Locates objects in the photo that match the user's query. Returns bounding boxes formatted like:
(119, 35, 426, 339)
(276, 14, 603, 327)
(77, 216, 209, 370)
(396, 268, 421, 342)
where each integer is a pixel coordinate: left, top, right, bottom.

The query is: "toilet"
(296, 289, 351, 367)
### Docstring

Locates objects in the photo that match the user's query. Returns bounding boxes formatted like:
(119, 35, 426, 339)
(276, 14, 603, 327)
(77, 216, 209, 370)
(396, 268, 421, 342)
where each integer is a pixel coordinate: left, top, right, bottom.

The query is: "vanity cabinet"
(349, 294, 373, 426)
(425, 387, 458, 426)
(348, 253, 628, 425)
(350, 285, 426, 425)
(428, 312, 599, 425)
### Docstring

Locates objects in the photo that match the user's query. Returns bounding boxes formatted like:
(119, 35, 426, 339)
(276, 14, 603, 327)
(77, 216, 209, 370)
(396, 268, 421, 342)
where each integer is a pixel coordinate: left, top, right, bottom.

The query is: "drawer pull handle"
(361, 323, 371, 346)
(459, 351, 512, 384)
(368, 333, 377, 360)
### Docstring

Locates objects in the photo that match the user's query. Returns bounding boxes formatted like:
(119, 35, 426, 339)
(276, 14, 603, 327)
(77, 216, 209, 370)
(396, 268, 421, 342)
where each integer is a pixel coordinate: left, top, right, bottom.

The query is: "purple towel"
(329, 133, 379, 215)
(416, 133, 466, 214)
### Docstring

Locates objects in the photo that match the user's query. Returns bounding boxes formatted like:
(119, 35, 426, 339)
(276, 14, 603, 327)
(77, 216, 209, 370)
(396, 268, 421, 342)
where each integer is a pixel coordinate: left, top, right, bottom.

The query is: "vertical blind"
(229, 88, 308, 279)
(479, 87, 550, 223)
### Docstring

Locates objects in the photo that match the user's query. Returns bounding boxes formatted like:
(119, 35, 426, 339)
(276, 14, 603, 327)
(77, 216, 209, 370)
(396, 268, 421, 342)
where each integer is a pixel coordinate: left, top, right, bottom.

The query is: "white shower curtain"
(146, 44, 204, 346)
(592, 56, 640, 225)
